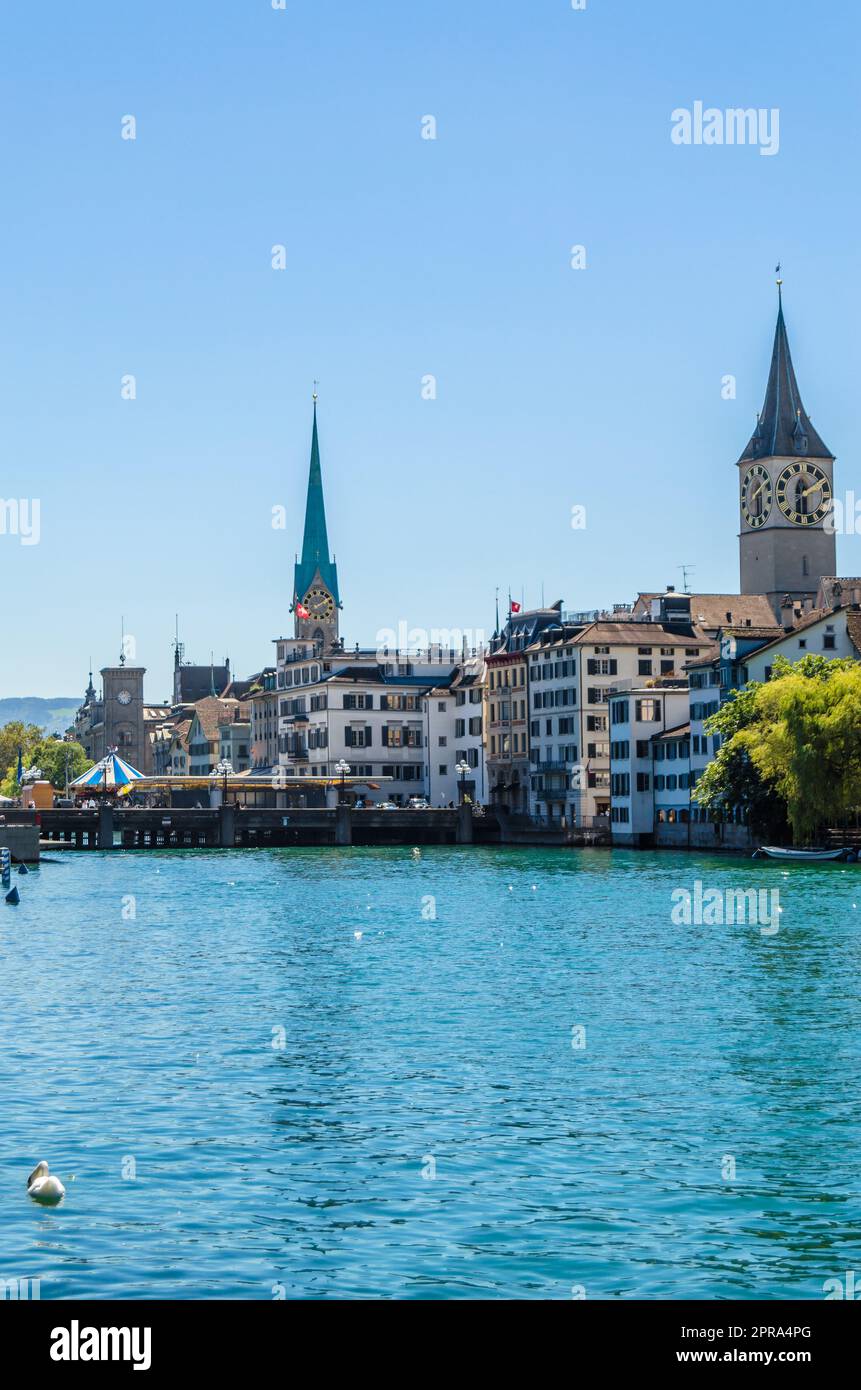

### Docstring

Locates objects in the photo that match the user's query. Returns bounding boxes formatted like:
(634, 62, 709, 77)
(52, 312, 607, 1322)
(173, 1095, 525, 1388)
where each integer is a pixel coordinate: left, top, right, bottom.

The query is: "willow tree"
(693, 655, 861, 843)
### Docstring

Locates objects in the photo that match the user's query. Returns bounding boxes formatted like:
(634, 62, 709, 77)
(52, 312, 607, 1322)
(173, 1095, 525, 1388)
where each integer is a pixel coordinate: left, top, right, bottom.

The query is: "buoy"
(5, 886, 21, 905)
(18, 862, 29, 875)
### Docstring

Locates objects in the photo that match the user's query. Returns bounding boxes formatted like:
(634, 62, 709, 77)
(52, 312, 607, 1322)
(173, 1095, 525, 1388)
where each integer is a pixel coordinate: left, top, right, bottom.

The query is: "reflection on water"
(0, 846, 859, 1299)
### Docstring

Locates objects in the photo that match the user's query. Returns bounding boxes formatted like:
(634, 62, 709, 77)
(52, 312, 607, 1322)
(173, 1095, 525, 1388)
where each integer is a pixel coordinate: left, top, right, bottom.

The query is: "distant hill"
(0, 697, 80, 737)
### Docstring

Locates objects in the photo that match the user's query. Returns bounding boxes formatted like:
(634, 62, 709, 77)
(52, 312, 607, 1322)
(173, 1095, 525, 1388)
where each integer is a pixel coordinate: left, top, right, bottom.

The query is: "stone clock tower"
(100, 661, 146, 770)
(292, 396, 341, 651)
(738, 283, 836, 621)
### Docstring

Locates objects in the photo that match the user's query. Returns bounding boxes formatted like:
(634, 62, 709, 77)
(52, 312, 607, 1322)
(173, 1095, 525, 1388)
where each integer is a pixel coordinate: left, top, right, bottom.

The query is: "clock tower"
(292, 395, 341, 650)
(738, 282, 836, 621)
(100, 660, 146, 770)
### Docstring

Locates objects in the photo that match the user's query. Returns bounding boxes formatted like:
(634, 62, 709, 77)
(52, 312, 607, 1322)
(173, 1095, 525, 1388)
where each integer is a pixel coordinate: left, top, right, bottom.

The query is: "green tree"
(693, 682, 786, 838)
(0, 721, 44, 784)
(693, 655, 861, 843)
(32, 738, 93, 790)
(0, 724, 93, 798)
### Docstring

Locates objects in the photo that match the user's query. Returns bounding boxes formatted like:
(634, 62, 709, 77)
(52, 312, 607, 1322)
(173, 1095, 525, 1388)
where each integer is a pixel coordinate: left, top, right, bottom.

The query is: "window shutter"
(365, 726, 372, 746)
(609, 659, 618, 675)
(345, 727, 353, 747)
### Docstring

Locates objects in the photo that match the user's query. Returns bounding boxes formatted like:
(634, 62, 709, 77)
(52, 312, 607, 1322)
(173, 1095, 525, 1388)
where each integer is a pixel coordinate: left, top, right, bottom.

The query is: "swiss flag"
(510, 601, 521, 614)
(296, 602, 310, 619)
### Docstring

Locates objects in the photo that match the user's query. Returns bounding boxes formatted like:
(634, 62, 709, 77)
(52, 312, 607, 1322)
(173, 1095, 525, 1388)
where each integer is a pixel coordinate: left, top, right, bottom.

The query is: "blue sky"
(1, 0, 858, 700)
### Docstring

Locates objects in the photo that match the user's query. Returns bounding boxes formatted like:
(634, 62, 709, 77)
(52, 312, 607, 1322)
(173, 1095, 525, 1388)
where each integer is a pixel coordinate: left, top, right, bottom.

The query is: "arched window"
(802, 555, 810, 577)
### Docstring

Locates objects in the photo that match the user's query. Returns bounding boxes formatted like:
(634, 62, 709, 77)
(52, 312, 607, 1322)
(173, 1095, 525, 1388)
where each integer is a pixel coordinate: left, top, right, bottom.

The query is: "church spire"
(293, 393, 340, 606)
(738, 282, 833, 464)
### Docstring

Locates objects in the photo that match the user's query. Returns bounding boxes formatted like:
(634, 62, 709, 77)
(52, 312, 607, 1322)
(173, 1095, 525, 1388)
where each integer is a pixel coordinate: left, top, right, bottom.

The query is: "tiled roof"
(656, 722, 691, 739)
(736, 606, 841, 658)
(327, 666, 455, 687)
(571, 621, 704, 647)
(191, 696, 239, 741)
(846, 613, 861, 656)
(632, 592, 779, 631)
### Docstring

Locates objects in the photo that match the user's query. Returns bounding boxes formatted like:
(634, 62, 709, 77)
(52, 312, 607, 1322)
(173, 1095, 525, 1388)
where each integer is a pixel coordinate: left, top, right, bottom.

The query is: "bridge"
(1, 805, 596, 859)
(28, 804, 505, 852)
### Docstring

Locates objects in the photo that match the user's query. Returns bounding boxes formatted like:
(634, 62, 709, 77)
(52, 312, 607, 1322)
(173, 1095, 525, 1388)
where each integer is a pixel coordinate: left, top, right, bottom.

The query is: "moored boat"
(753, 845, 854, 862)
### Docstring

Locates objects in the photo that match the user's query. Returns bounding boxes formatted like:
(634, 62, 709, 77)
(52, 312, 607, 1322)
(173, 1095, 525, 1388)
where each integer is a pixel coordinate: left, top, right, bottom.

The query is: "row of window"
(344, 727, 424, 748)
(489, 732, 527, 756)
(531, 659, 577, 680)
(533, 688, 577, 709)
(488, 665, 526, 690)
(278, 664, 321, 688)
(654, 740, 690, 761)
(489, 700, 528, 723)
(455, 689, 483, 705)
(690, 701, 720, 721)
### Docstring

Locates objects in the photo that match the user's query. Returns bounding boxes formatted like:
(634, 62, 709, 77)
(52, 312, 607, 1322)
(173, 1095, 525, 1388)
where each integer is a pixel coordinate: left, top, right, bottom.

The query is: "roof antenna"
(679, 564, 694, 594)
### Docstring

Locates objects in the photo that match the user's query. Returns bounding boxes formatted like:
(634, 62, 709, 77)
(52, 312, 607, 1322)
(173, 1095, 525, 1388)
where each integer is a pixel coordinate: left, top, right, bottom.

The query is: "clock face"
(776, 462, 832, 526)
(117, 689, 132, 706)
(741, 464, 773, 528)
(303, 587, 335, 621)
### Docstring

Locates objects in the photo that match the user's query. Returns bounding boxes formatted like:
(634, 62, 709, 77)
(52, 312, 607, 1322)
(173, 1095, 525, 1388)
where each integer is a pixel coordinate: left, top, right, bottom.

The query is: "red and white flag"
(510, 601, 521, 614)
(296, 602, 310, 619)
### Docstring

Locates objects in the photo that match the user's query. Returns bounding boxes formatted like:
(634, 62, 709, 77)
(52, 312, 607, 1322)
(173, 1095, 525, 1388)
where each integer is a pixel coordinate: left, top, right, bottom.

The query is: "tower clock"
(737, 285, 835, 620)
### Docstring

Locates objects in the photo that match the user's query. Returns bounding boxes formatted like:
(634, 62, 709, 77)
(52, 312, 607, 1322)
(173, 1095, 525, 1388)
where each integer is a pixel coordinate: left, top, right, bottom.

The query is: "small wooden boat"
(753, 845, 852, 862)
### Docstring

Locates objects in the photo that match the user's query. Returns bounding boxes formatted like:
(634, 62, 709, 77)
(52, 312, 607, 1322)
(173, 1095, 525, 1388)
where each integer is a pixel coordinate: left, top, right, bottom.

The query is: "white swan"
(27, 1161, 65, 1205)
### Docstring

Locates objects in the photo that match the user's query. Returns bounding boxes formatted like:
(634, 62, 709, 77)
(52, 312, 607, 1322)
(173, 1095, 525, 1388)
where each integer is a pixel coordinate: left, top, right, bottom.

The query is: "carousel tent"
(70, 752, 145, 793)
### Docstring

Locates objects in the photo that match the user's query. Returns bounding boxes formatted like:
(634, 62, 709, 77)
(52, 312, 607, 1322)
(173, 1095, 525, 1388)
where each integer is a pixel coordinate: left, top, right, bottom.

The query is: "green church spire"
(293, 395, 340, 606)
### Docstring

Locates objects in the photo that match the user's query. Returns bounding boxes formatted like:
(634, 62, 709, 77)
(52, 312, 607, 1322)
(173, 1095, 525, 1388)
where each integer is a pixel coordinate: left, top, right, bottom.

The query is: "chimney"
(780, 594, 794, 631)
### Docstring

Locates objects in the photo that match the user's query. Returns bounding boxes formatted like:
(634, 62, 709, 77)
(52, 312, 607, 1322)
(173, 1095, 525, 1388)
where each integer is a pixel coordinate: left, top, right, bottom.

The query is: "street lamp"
(211, 758, 234, 806)
(335, 759, 351, 804)
(455, 759, 471, 805)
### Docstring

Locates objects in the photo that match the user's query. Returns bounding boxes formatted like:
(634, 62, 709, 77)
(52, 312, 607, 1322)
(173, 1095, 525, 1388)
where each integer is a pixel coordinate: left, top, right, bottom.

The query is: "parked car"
(407, 797, 430, 810)
(377, 801, 398, 810)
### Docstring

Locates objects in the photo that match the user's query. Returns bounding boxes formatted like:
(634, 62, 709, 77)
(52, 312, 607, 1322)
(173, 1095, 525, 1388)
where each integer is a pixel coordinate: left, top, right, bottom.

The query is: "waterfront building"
(217, 711, 252, 773)
(151, 715, 192, 777)
(423, 656, 486, 805)
(485, 605, 563, 814)
(610, 592, 861, 850)
(187, 696, 243, 776)
(272, 639, 481, 802)
(737, 284, 836, 620)
(525, 591, 706, 824)
(607, 682, 692, 845)
(248, 668, 279, 771)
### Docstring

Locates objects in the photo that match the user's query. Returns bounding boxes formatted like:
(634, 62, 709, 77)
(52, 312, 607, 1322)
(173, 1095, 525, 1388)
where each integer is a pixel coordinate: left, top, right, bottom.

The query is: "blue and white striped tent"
(70, 752, 145, 792)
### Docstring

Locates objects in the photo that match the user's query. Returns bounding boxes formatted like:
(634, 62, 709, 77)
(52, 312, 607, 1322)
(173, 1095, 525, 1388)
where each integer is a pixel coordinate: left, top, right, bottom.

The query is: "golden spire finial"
(312, 379, 319, 403)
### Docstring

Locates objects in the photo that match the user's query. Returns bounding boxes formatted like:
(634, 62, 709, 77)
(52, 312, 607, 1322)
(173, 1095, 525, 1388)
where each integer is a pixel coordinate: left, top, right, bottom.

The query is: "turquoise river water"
(1, 845, 859, 1299)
